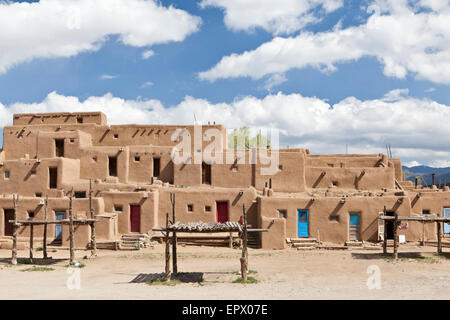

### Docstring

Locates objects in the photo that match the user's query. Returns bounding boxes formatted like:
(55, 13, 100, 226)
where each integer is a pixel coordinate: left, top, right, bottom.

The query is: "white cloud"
(1, 89, 450, 166)
(403, 161, 422, 168)
(425, 87, 436, 93)
(100, 74, 119, 80)
(142, 50, 155, 60)
(263, 73, 287, 91)
(0, 0, 201, 74)
(199, 1, 450, 84)
(199, 0, 343, 35)
(140, 81, 154, 88)
(429, 160, 450, 168)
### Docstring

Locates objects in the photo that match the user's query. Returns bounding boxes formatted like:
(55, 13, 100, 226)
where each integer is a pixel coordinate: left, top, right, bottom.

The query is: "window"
(153, 158, 160, 177)
(92, 156, 97, 162)
(134, 156, 140, 162)
(113, 134, 119, 139)
(77, 116, 83, 124)
(114, 205, 123, 212)
(70, 138, 75, 143)
(55, 139, 64, 157)
(49, 167, 57, 189)
(202, 162, 211, 184)
(205, 205, 211, 212)
(332, 181, 339, 187)
(109, 156, 117, 177)
(74, 191, 86, 198)
(27, 211, 35, 219)
(278, 209, 287, 219)
(422, 210, 430, 215)
(35, 192, 42, 197)
(278, 165, 283, 171)
(4, 171, 10, 179)
(187, 204, 193, 212)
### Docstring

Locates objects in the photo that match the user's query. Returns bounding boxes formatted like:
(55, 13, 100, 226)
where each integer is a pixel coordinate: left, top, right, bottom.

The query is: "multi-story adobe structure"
(0, 111, 449, 250)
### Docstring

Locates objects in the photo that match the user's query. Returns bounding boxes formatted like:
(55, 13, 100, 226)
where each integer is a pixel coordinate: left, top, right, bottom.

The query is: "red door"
(216, 201, 228, 223)
(130, 205, 141, 233)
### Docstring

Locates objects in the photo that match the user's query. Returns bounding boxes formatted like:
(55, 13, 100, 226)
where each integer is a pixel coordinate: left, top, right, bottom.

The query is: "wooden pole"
(393, 212, 399, 260)
(171, 193, 177, 274)
(240, 204, 248, 281)
(11, 194, 18, 265)
(422, 221, 425, 246)
(89, 178, 97, 257)
(229, 232, 233, 248)
(437, 214, 442, 254)
(164, 213, 171, 281)
(43, 195, 48, 259)
(69, 187, 75, 265)
(29, 224, 34, 263)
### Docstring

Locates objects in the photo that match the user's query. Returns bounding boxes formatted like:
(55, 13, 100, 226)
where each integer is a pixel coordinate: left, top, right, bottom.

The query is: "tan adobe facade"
(0, 111, 449, 250)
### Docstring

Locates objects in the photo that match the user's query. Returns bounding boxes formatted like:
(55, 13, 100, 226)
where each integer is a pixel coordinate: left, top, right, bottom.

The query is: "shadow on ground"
(130, 272, 204, 283)
(0, 257, 66, 266)
(351, 251, 450, 260)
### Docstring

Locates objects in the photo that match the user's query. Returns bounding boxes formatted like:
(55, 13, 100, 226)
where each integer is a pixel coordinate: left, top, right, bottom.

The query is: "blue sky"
(0, 0, 449, 167)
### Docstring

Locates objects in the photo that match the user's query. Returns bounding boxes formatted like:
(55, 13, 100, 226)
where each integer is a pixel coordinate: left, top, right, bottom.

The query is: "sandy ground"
(0, 243, 449, 300)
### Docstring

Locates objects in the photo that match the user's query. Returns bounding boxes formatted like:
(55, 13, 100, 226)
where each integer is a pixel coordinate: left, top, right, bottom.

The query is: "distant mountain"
(402, 165, 450, 186)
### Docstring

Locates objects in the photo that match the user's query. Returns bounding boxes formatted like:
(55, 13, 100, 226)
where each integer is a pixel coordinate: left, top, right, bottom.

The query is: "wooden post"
(437, 214, 442, 254)
(393, 212, 399, 260)
(229, 232, 233, 248)
(43, 195, 48, 259)
(170, 193, 177, 274)
(164, 213, 171, 282)
(422, 221, 425, 246)
(89, 178, 97, 257)
(29, 224, 34, 263)
(240, 204, 248, 281)
(11, 194, 18, 265)
(383, 218, 387, 254)
(69, 187, 75, 265)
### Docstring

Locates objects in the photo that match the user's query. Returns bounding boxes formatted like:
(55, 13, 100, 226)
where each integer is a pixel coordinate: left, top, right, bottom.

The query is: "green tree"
(228, 127, 270, 149)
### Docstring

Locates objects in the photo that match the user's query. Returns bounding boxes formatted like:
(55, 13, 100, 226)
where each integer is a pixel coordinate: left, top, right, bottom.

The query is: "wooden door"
(4, 209, 14, 236)
(349, 213, 360, 241)
(297, 210, 309, 237)
(216, 201, 228, 223)
(130, 205, 141, 233)
(202, 162, 211, 184)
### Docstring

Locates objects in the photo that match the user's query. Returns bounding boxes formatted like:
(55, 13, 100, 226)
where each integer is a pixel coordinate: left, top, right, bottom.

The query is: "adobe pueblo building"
(0, 111, 449, 250)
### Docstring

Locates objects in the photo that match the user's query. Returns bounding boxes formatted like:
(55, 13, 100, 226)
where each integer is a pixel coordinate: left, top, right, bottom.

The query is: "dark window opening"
(27, 211, 35, 219)
(135, 156, 140, 162)
(187, 204, 193, 212)
(332, 181, 338, 186)
(422, 210, 430, 215)
(278, 209, 287, 219)
(4, 171, 10, 179)
(55, 139, 64, 157)
(202, 162, 211, 185)
(35, 193, 42, 197)
(329, 215, 339, 222)
(70, 138, 75, 143)
(153, 158, 160, 177)
(49, 167, 57, 189)
(113, 134, 118, 139)
(77, 116, 83, 124)
(205, 205, 211, 212)
(109, 156, 117, 177)
(279, 165, 283, 170)
(74, 191, 86, 198)
(114, 205, 123, 212)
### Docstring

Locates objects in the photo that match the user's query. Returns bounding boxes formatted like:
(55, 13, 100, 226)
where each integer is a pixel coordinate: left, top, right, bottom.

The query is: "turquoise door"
(444, 208, 450, 234)
(350, 214, 359, 226)
(55, 211, 65, 239)
(349, 214, 360, 240)
(297, 210, 309, 237)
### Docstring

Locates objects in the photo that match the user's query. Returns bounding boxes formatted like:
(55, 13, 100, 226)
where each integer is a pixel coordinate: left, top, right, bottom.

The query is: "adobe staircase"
(247, 232, 261, 249)
(119, 233, 152, 250)
(287, 238, 319, 248)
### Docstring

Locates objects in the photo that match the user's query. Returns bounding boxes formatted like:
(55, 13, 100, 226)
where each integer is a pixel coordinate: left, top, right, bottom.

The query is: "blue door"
(297, 210, 309, 237)
(349, 214, 360, 240)
(55, 211, 65, 239)
(444, 208, 450, 234)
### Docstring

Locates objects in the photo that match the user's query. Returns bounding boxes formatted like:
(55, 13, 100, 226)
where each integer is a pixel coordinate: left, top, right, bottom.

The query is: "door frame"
(216, 201, 229, 223)
(129, 204, 141, 233)
(297, 209, 309, 238)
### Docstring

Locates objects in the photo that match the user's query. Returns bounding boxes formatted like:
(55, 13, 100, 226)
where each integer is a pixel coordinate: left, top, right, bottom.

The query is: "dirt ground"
(0, 243, 449, 300)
